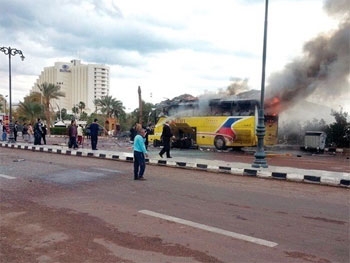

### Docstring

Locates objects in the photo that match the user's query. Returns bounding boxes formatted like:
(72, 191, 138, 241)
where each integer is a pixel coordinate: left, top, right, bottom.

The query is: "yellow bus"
(148, 98, 278, 150)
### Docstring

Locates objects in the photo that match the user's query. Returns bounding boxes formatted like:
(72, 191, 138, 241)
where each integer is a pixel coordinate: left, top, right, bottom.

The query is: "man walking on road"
(89, 119, 99, 150)
(159, 120, 173, 158)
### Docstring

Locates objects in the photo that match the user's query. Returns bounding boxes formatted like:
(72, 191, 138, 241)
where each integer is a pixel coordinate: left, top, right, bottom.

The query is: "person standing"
(68, 120, 78, 149)
(33, 118, 43, 145)
(13, 121, 18, 141)
(129, 123, 141, 142)
(159, 120, 173, 158)
(41, 125, 47, 145)
(89, 119, 99, 150)
(27, 123, 34, 143)
(77, 125, 83, 146)
(22, 123, 29, 142)
(2, 124, 7, 141)
(0, 120, 5, 141)
(133, 128, 148, 180)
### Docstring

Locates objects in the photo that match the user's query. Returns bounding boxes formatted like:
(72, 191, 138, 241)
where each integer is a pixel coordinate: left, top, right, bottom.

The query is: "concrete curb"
(1, 142, 349, 188)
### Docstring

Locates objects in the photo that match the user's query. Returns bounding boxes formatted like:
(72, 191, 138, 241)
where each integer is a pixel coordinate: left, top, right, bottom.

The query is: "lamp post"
(252, 0, 269, 168)
(0, 46, 25, 143)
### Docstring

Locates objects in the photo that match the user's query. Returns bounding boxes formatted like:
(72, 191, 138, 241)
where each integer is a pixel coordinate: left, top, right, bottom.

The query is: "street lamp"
(252, 0, 269, 168)
(0, 46, 25, 143)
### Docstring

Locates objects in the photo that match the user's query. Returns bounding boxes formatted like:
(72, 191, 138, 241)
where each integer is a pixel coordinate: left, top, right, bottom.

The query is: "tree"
(94, 95, 125, 118)
(16, 101, 43, 124)
(55, 108, 68, 121)
(326, 109, 349, 147)
(130, 101, 155, 127)
(79, 111, 88, 121)
(72, 105, 79, 116)
(37, 82, 65, 134)
(111, 99, 125, 119)
(15, 92, 44, 124)
(0, 94, 6, 113)
(78, 101, 85, 114)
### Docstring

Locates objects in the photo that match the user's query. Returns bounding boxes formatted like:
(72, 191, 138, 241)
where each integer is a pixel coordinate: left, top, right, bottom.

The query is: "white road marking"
(139, 209, 278, 248)
(0, 174, 16, 179)
(94, 168, 122, 173)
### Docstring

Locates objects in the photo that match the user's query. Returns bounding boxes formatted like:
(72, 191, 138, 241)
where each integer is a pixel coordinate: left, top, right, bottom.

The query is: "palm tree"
(94, 95, 113, 117)
(17, 101, 43, 124)
(37, 82, 65, 134)
(94, 95, 125, 118)
(24, 91, 42, 104)
(111, 99, 125, 119)
(78, 101, 86, 114)
(72, 106, 79, 115)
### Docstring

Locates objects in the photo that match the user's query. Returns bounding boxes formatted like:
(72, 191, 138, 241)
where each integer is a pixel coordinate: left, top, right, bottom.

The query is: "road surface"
(0, 148, 348, 262)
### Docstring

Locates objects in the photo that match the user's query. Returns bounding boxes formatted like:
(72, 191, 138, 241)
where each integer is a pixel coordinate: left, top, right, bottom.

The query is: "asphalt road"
(0, 148, 349, 263)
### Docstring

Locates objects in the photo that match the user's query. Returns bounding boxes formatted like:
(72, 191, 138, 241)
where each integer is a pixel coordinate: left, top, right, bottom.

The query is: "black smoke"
(265, 0, 350, 115)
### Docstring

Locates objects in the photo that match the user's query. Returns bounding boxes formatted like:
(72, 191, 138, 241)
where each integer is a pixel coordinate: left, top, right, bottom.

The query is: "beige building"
(31, 59, 110, 114)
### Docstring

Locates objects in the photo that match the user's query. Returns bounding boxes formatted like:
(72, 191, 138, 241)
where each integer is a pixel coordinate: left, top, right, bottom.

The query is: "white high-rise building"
(31, 59, 110, 114)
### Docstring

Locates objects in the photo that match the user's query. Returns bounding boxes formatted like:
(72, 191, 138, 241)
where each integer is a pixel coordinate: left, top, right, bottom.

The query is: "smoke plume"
(265, 0, 350, 115)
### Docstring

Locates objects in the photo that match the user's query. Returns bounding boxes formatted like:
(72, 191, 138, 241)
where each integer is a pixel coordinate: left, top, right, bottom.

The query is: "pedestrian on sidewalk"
(22, 123, 29, 142)
(14, 121, 18, 141)
(0, 120, 6, 141)
(41, 125, 47, 145)
(133, 128, 148, 180)
(89, 119, 99, 150)
(77, 125, 83, 146)
(68, 120, 78, 149)
(33, 118, 43, 145)
(27, 123, 34, 143)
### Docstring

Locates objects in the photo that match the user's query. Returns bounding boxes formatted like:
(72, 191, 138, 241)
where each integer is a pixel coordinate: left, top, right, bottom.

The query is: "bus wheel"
(214, 136, 226, 150)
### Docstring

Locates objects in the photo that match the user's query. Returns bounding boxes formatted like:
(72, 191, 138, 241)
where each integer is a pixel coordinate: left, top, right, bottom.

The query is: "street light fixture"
(0, 46, 25, 143)
(252, 0, 269, 168)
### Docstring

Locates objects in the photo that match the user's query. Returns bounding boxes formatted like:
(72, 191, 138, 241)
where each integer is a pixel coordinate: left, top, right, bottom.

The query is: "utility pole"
(252, 0, 269, 168)
(138, 86, 142, 124)
(0, 46, 25, 143)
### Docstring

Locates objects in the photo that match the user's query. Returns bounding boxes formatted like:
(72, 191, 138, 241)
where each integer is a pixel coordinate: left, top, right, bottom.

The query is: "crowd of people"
(1, 117, 176, 181)
(0, 118, 47, 144)
(0, 118, 102, 150)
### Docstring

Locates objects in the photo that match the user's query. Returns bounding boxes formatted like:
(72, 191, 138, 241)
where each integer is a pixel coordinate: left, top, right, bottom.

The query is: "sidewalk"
(1, 141, 349, 188)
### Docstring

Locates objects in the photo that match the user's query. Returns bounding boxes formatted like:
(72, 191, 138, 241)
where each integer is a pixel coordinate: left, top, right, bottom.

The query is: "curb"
(1, 142, 349, 188)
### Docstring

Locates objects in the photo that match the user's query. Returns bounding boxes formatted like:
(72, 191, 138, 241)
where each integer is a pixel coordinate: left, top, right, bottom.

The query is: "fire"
(265, 96, 282, 115)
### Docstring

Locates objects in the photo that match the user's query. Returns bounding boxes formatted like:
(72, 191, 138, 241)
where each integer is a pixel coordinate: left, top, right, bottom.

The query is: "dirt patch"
(0, 185, 223, 263)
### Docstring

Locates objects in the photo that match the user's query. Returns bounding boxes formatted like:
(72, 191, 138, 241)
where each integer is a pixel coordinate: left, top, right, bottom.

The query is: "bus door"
(170, 122, 196, 148)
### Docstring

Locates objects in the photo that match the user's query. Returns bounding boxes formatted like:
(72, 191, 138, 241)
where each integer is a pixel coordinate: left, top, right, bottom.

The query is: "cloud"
(0, 0, 345, 119)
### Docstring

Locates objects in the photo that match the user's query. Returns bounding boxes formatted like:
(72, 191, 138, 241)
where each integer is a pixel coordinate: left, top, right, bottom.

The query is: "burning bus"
(148, 94, 278, 150)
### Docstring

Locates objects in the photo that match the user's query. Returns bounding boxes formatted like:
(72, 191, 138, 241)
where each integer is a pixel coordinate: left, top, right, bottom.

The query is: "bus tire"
(214, 136, 226, 150)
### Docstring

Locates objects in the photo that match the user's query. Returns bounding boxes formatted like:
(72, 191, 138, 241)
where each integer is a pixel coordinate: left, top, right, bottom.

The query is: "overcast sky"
(0, 0, 345, 114)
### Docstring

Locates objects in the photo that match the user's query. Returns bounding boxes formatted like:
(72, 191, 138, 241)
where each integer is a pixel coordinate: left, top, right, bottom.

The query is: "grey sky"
(0, 0, 346, 116)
